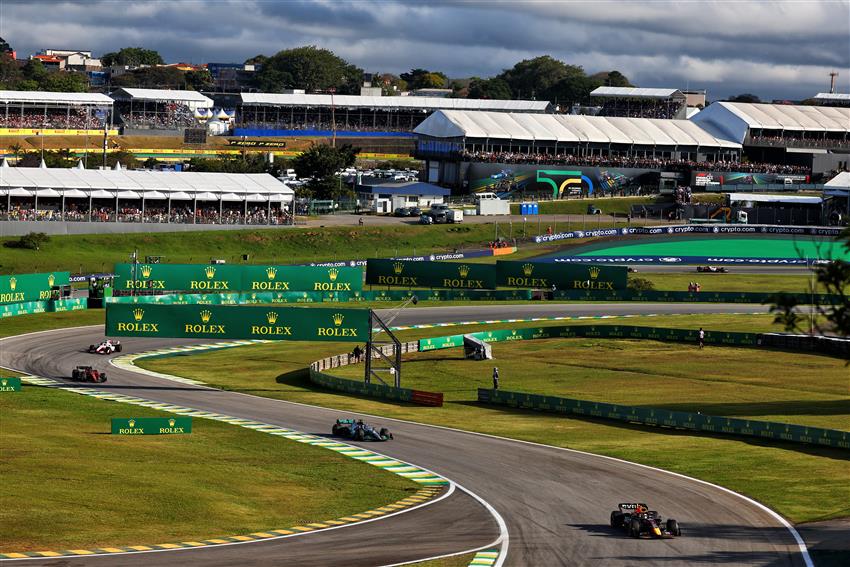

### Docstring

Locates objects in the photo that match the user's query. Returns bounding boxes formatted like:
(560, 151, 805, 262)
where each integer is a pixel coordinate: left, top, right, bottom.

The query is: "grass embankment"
(137, 314, 850, 524)
(0, 384, 416, 551)
(0, 224, 495, 275)
(635, 272, 818, 293)
(0, 309, 105, 339)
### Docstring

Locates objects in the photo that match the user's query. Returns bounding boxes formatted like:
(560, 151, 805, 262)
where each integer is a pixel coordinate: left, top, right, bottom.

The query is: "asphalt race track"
(1, 304, 812, 567)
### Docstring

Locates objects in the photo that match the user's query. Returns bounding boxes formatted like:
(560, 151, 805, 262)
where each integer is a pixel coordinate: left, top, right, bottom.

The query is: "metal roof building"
(0, 164, 293, 203)
(414, 109, 740, 149)
(690, 101, 850, 144)
(590, 87, 686, 100)
(0, 91, 114, 106)
(110, 88, 214, 109)
(240, 93, 551, 113)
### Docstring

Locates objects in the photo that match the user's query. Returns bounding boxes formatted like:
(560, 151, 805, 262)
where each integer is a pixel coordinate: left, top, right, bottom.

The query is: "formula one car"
(88, 339, 122, 354)
(332, 418, 393, 441)
(696, 265, 728, 273)
(610, 503, 681, 539)
(71, 365, 107, 383)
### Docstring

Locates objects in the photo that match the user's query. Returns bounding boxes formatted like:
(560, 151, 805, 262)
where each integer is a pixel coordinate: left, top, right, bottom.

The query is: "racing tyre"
(355, 428, 364, 441)
(379, 428, 389, 439)
(667, 519, 681, 537)
(116, 344, 123, 352)
(610, 511, 623, 528)
(88, 345, 95, 352)
(629, 518, 641, 538)
(332, 424, 342, 436)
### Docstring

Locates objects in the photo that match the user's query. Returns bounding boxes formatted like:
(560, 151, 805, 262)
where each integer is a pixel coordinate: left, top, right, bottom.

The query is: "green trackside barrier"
(497, 261, 628, 291)
(309, 369, 414, 403)
(49, 297, 88, 312)
(418, 325, 759, 351)
(113, 263, 362, 294)
(106, 303, 370, 342)
(0, 377, 22, 392)
(0, 272, 70, 304)
(0, 300, 49, 318)
(477, 389, 849, 450)
(111, 417, 193, 435)
(366, 259, 498, 290)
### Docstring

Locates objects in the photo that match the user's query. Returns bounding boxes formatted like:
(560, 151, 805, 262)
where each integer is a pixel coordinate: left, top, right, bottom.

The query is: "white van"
(475, 192, 498, 201)
(447, 209, 464, 223)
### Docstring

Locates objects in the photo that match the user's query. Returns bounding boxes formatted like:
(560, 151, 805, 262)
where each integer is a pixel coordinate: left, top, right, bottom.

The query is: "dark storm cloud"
(2, 0, 848, 99)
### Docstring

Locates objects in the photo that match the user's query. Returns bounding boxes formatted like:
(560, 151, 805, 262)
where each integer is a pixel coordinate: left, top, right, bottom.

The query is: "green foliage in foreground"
(0, 385, 415, 551)
(137, 314, 850, 524)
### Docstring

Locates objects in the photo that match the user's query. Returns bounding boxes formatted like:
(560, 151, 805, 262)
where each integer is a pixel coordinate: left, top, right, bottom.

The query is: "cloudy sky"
(2, 0, 849, 100)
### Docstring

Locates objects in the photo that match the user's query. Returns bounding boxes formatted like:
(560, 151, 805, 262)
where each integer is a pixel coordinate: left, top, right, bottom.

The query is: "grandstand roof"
(0, 90, 113, 106)
(110, 88, 214, 107)
(813, 93, 850, 101)
(591, 87, 685, 100)
(690, 101, 850, 143)
(239, 93, 550, 113)
(413, 110, 740, 148)
(0, 167, 292, 199)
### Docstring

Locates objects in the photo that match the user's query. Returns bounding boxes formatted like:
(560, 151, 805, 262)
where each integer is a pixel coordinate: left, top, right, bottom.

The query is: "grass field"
(333, 338, 850, 431)
(0, 383, 416, 551)
(136, 314, 850, 524)
(0, 309, 105, 338)
(0, 224, 498, 275)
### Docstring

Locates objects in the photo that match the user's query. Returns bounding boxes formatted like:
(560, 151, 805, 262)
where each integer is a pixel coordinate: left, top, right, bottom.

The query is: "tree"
(101, 47, 164, 67)
(22, 59, 49, 84)
(770, 232, 850, 337)
(253, 46, 363, 93)
(549, 73, 603, 106)
(0, 52, 22, 88)
(43, 71, 88, 92)
(18, 148, 76, 168)
(400, 68, 447, 89)
(0, 37, 12, 54)
(467, 77, 512, 100)
(185, 69, 214, 91)
(498, 56, 583, 100)
(593, 70, 633, 87)
(112, 66, 185, 89)
(727, 93, 761, 103)
(244, 54, 268, 67)
(292, 143, 359, 199)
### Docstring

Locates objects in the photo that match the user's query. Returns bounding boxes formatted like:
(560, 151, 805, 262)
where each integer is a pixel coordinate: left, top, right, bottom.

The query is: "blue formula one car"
(332, 418, 393, 441)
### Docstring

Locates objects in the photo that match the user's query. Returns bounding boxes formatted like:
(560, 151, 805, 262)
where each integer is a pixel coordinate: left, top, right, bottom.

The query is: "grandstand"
(813, 93, 850, 107)
(0, 90, 113, 131)
(110, 88, 214, 131)
(235, 93, 551, 136)
(0, 163, 293, 225)
(590, 87, 688, 120)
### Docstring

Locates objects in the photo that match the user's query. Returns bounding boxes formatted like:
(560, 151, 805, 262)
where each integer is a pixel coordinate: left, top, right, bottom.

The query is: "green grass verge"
(0, 309, 105, 339)
(0, 224, 497, 275)
(136, 314, 850, 524)
(0, 384, 416, 551)
(634, 272, 818, 293)
(412, 553, 477, 567)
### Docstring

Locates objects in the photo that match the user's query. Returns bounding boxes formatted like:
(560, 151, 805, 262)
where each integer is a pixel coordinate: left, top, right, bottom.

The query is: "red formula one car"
(610, 503, 682, 539)
(88, 339, 122, 354)
(71, 366, 107, 383)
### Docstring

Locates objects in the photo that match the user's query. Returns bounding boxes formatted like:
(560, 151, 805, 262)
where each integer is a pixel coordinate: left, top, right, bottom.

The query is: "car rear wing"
(618, 503, 649, 512)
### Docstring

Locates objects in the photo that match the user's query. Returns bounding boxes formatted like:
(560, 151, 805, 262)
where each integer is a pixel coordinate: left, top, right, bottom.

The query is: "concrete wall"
(0, 221, 294, 237)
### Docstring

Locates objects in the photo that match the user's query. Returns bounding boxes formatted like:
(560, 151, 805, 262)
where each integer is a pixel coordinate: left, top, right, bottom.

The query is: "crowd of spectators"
(596, 99, 685, 120)
(239, 110, 427, 132)
(459, 150, 811, 174)
(1, 202, 291, 225)
(0, 108, 107, 129)
(117, 102, 196, 129)
(748, 135, 850, 148)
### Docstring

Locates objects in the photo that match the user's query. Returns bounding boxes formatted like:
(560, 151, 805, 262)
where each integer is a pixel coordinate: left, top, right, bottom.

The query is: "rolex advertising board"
(496, 261, 627, 291)
(111, 417, 192, 435)
(366, 259, 497, 289)
(106, 303, 370, 342)
(0, 272, 70, 304)
(114, 264, 362, 293)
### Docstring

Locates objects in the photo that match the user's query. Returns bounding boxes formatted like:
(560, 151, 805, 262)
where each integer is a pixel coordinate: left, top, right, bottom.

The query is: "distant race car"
(610, 503, 681, 539)
(332, 418, 393, 441)
(88, 339, 122, 354)
(696, 265, 728, 273)
(71, 365, 107, 383)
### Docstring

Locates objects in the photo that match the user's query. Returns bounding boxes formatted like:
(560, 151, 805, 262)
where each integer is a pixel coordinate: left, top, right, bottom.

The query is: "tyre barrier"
(1, 297, 88, 318)
(477, 388, 849, 450)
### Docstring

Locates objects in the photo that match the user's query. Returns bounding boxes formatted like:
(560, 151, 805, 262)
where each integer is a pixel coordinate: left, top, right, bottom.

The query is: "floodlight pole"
(365, 309, 402, 388)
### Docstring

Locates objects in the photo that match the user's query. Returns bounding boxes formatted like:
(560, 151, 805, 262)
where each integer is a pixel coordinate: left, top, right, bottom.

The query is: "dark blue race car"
(610, 503, 682, 539)
(332, 418, 393, 441)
